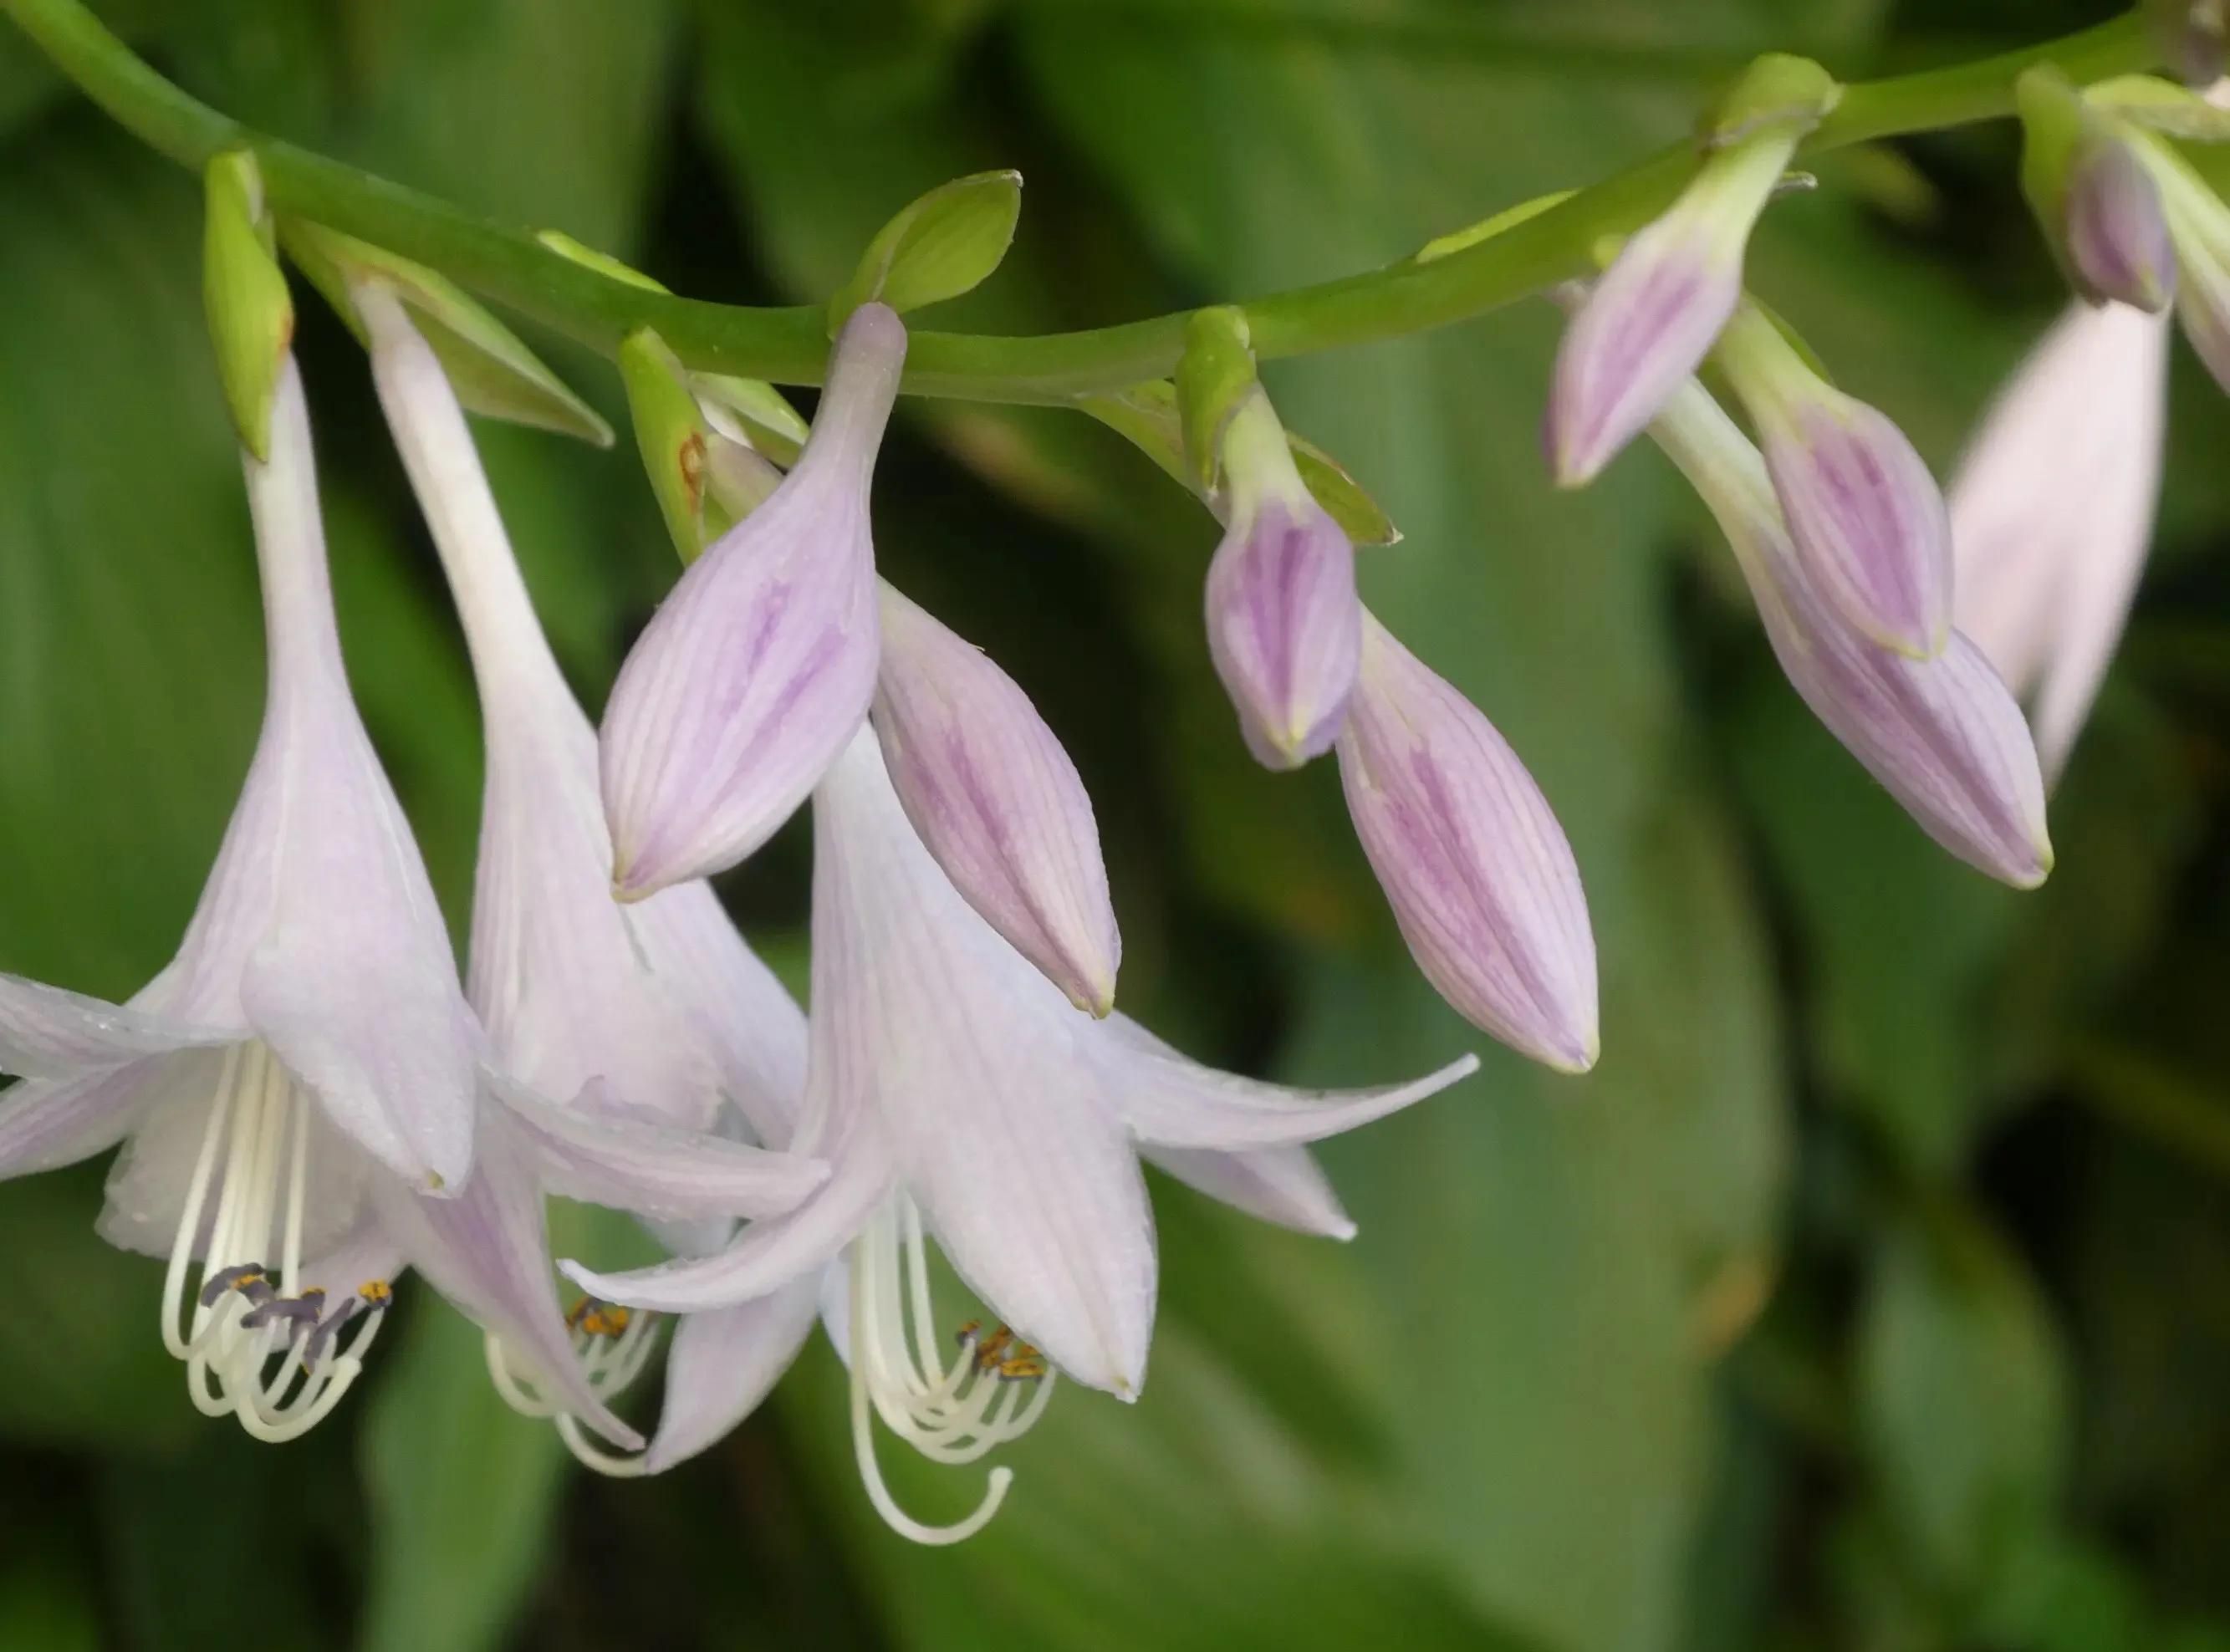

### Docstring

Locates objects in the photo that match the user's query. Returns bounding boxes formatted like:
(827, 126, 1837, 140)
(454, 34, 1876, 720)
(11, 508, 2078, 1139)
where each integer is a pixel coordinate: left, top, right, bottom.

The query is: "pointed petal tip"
(1326, 1217, 1360, 1242)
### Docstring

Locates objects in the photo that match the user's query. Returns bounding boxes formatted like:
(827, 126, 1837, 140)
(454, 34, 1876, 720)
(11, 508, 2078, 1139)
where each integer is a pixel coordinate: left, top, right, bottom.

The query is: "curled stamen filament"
(847, 1196, 1054, 1545)
(484, 1302, 664, 1476)
(157, 1041, 385, 1441)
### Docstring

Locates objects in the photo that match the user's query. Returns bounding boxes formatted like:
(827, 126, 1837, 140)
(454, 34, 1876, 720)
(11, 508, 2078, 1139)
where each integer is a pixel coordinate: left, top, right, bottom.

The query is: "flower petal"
(492, 1072, 827, 1221)
(235, 362, 483, 1192)
(369, 1116, 642, 1451)
(598, 305, 906, 896)
(872, 582, 1121, 1014)
(0, 975, 225, 1078)
(640, 1276, 821, 1473)
(1141, 1144, 1356, 1240)
(1107, 1014, 1477, 1151)
(1335, 614, 1599, 1070)
(813, 732, 1156, 1395)
(1951, 302, 2170, 779)
(0, 1051, 188, 1179)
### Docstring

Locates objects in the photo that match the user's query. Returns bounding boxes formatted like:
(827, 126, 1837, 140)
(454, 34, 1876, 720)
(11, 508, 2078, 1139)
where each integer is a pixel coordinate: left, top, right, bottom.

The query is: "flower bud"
(1336, 613, 1598, 1072)
(1713, 302, 1952, 658)
(2126, 129, 2230, 395)
(202, 150, 293, 462)
(1651, 379, 2051, 887)
(1546, 57, 1836, 486)
(1202, 389, 1362, 769)
(2017, 69, 2176, 313)
(871, 583, 1122, 1016)
(599, 303, 906, 898)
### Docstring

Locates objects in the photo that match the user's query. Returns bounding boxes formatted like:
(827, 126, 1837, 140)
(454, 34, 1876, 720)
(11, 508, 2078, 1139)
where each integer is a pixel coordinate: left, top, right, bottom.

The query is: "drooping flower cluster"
(9, 26, 2227, 1554)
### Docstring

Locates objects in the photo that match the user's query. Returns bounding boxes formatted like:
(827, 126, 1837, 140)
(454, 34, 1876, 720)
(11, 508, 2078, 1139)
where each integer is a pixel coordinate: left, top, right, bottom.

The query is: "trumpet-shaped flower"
(1648, 377, 2053, 885)
(0, 360, 778, 1444)
(1336, 612, 1598, 1071)
(361, 284, 829, 1463)
(1202, 390, 1362, 769)
(562, 730, 1477, 1540)
(600, 303, 906, 900)
(1951, 302, 2171, 779)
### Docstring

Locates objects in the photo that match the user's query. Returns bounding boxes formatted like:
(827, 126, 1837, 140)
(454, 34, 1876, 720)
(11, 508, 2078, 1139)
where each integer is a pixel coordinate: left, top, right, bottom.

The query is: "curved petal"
(0, 1049, 195, 1180)
(1106, 1016, 1478, 1151)
(1141, 1144, 1356, 1240)
(492, 1073, 827, 1221)
(560, 1132, 892, 1313)
(1951, 303, 2170, 779)
(369, 1116, 642, 1451)
(811, 732, 1157, 1397)
(0, 975, 226, 1078)
(640, 1276, 822, 1473)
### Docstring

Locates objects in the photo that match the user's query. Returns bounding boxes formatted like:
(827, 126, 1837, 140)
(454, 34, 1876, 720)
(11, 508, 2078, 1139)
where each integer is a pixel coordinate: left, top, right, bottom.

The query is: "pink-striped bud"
(1336, 613, 1598, 1072)
(599, 304, 906, 898)
(1203, 390, 1362, 769)
(871, 584, 1121, 1016)
(1714, 302, 1953, 659)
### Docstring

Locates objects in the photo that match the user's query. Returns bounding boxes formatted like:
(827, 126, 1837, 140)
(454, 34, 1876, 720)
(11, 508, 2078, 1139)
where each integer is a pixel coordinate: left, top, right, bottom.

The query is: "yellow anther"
(972, 1326, 1015, 1371)
(358, 1280, 393, 1306)
(567, 1296, 632, 1338)
(996, 1356, 1048, 1383)
(954, 1318, 982, 1347)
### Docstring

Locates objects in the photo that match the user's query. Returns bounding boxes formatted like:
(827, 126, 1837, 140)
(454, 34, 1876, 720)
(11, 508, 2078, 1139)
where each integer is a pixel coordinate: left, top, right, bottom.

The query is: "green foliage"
(0, 2, 2226, 1650)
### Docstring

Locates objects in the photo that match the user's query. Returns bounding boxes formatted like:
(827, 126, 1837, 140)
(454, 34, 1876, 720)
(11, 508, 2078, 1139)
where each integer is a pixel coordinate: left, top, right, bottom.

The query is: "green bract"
(282, 221, 612, 447)
(1702, 53, 1842, 150)
(1173, 306, 1258, 493)
(201, 150, 292, 461)
(618, 328, 721, 564)
(829, 170, 1023, 333)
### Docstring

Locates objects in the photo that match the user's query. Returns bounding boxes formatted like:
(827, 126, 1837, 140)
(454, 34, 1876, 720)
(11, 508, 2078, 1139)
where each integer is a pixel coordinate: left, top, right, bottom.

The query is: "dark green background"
(0, 2, 2226, 1648)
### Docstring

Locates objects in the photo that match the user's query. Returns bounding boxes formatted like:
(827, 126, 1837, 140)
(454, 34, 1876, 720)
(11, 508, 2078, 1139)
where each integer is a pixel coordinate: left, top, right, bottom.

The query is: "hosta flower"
(1648, 376, 2053, 886)
(1336, 611, 1598, 1071)
(1712, 300, 1953, 658)
(0, 354, 812, 1449)
(563, 729, 1477, 1541)
(1951, 301, 2171, 779)
(360, 284, 829, 1463)
(600, 302, 906, 900)
(1202, 387, 1361, 768)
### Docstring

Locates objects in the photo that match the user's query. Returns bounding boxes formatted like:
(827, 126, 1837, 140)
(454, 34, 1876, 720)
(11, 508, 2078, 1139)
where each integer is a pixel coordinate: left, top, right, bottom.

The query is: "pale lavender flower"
(1952, 302, 2171, 780)
(1336, 612, 1597, 1071)
(0, 361, 763, 1445)
(561, 730, 1477, 1539)
(1649, 377, 2053, 886)
(362, 285, 830, 1467)
(874, 583, 1121, 1015)
(1203, 389, 1361, 769)
(1713, 302, 1954, 658)
(600, 303, 906, 900)
(1546, 132, 1795, 486)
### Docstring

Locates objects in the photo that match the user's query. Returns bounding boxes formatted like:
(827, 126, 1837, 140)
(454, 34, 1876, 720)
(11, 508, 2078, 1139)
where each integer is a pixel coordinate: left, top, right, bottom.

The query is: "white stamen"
(484, 1303, 667, 1474)
(156, 1040, 385, 1441)
(845, 1194, 1054, 1544)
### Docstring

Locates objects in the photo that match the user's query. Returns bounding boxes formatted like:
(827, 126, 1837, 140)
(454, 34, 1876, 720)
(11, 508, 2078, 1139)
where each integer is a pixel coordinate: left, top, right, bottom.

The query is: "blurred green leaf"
(1858, 1201, 2071, 1609)
(360, 1297, 569, 1652)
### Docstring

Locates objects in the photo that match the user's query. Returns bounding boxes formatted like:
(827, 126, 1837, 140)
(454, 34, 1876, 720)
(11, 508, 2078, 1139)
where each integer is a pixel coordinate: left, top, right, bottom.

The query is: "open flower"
(1648, 376, 2053, 885)
(599, 303, 906, 899)
(561, 729, 1477, 1540)
(360, 283, 829, 1463)
(1952, 301, 2171, 780)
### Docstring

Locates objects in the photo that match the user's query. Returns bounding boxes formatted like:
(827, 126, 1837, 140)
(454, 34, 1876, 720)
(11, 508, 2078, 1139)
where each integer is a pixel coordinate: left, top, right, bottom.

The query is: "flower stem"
(0, 0, 2157, 403)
